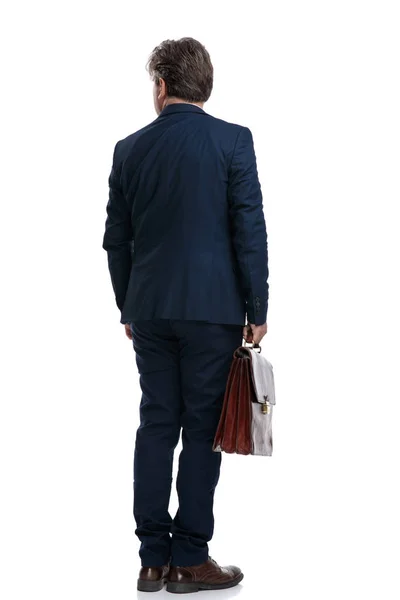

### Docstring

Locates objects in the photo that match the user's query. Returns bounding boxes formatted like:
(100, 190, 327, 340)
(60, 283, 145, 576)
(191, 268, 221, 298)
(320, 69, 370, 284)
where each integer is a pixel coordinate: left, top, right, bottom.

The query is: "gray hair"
(146, 37, 213, 103)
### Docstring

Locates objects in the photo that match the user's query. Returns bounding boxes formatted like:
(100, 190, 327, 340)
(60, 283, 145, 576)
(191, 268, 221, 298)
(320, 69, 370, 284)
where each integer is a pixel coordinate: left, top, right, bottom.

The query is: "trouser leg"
(130, 319, 181, 567)
(169, 321, 243, 567)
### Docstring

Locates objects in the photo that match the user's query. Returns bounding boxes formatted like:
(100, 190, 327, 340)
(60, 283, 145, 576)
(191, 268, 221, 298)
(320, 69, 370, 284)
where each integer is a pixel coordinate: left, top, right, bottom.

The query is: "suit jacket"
(102, 103, 269, 326)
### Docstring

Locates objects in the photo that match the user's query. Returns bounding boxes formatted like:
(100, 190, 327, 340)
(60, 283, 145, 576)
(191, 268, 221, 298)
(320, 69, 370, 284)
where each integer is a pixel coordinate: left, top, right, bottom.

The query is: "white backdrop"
(1, 1, 400, 599)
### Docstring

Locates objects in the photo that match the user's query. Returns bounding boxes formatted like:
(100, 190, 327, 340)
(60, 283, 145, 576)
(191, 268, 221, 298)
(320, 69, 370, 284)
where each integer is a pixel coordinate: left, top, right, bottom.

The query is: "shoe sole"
(166, 572, 244, 594)
(137, 577, 167, 592)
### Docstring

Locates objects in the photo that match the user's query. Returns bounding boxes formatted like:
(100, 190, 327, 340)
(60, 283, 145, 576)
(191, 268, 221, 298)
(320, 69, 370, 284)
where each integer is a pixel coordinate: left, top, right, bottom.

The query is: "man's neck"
(163, 98, 204, 110)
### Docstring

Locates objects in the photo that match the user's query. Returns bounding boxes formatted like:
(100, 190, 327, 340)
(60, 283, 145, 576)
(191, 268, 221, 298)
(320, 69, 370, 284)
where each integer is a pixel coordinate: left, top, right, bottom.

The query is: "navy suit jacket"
(102, 103, 269, 326)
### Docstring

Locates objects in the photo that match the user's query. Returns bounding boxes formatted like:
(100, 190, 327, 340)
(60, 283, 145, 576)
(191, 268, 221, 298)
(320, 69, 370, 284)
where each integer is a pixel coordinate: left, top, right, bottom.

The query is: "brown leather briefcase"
(212, 344, 275, 456)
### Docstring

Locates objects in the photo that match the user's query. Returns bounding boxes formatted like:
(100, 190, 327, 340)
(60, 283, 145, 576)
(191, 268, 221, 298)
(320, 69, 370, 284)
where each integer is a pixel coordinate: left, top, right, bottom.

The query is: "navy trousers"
(129, 319, 243, 567)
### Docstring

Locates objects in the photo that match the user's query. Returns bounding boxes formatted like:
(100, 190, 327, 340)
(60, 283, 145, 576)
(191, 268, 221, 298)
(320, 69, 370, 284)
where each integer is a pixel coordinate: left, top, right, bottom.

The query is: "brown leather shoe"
(166, 556, 243, 594)
(137, 564, 170, 592)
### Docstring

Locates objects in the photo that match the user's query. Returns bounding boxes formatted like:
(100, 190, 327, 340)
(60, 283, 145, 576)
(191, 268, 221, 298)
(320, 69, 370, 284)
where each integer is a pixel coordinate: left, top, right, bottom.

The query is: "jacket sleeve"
(227, 126, 269, 325)
(102, 141, 133, 314)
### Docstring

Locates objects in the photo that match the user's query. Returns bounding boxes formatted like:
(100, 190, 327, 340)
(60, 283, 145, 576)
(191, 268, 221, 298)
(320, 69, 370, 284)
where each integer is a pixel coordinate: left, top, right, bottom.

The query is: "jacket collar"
(158, 102, 207, 117)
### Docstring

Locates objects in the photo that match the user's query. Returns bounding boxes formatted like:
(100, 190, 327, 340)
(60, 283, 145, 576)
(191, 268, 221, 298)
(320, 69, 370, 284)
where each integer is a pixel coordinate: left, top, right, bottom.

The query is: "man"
(102, 37, 269, 594)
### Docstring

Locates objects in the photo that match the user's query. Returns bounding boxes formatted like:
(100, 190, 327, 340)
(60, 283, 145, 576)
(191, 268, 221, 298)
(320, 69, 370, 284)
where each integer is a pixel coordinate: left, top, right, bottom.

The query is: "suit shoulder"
(112, 118, 160, 163)
(203, 112, 250, 134)
(117, 119, 158, 147)
(202, 113, 254, 147)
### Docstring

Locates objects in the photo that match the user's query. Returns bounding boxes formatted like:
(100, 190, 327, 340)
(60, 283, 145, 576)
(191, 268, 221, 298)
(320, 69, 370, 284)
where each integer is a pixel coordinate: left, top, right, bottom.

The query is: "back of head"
(146, 37, 214, 103)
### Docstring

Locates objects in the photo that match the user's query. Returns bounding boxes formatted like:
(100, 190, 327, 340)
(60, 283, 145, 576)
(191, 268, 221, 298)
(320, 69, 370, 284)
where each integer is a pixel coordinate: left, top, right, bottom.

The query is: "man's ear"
(158, 77, 167, 98)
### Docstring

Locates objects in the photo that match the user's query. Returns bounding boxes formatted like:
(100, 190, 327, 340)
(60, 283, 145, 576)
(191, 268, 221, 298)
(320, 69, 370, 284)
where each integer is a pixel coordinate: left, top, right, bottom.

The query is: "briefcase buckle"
(243, 341, 261, 353)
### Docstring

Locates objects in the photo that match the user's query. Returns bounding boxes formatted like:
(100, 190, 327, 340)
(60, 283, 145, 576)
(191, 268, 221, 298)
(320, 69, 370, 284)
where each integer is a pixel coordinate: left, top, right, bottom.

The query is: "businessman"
(102, 37, 269, 594)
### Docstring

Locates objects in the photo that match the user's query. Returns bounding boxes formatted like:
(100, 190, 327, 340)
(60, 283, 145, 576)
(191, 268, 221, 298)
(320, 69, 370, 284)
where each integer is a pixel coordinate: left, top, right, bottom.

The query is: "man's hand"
(124, 324, 133, 340)
(243, 322, 268, 345)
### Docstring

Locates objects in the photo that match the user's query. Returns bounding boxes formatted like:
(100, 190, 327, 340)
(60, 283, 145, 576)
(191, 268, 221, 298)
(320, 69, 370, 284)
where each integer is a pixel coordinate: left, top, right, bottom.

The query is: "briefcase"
(212, 343, 276, 456)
